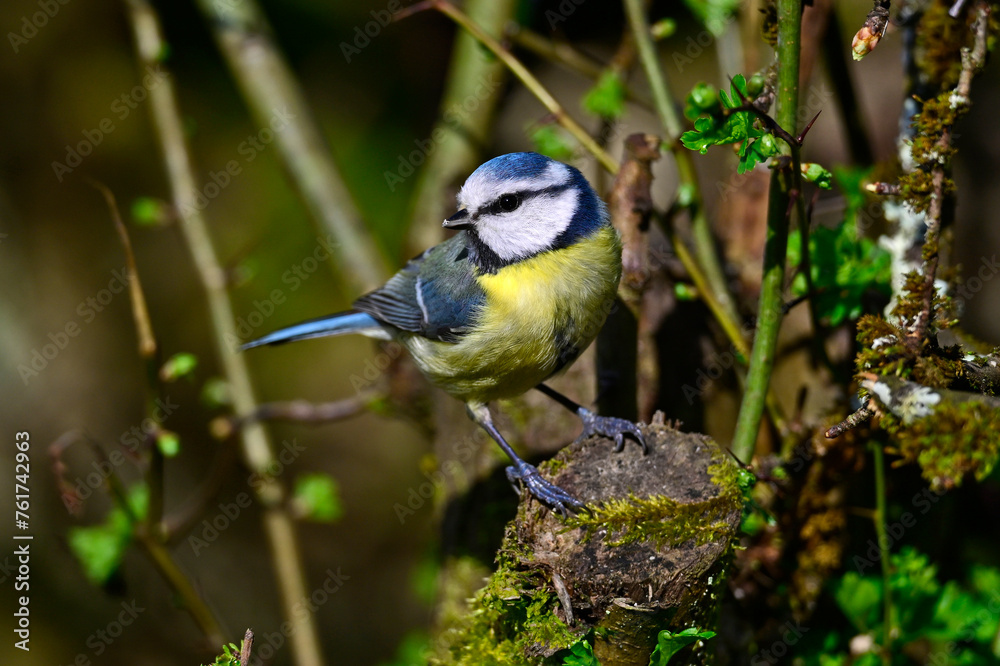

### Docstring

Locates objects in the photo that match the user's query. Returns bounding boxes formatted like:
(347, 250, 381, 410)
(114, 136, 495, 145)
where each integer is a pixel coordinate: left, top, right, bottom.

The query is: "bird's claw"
(506, 463, 584, 516)
(577, 411, 647, 454)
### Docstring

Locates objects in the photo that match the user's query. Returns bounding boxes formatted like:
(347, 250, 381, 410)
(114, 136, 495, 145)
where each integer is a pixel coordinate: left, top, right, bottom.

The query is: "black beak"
(442, 208, 472, 230)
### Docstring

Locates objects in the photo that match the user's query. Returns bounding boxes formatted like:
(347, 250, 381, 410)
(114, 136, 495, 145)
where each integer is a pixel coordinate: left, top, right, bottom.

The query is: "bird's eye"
(498, 193, 520, 212)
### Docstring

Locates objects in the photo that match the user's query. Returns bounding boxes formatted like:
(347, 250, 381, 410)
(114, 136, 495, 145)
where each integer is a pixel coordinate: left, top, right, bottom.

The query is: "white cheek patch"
(458, 161, 571, 210)
(474, 187, 579, 262)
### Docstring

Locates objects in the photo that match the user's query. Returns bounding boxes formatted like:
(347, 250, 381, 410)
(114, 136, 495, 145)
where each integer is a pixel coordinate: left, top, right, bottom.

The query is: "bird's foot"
(577, 408, 648, 454)
(506, 462, 584, 516)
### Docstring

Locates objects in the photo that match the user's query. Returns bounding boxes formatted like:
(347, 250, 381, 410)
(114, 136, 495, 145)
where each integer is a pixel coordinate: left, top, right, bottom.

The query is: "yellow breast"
(406, 226, 622, 404)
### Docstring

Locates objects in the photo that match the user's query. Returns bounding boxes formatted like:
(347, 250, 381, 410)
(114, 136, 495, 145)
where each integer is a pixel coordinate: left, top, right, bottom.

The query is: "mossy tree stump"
(431, 416, 744, 665)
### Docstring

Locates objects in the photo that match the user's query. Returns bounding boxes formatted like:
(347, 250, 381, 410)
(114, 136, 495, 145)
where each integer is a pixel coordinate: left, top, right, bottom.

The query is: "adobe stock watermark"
(852, 485, 947, 574)
(750, 620, 809, 665)
(51, 65, 169, 182)
(340, 0, 405, 63)
(383, 74, 501, 191)
(953, 254, 1000, 312)
(545, 0, 587, 30)
(393, 429, 486, 524)
(244, 567, 350, 666)
(670, 1, 748, 72)
(8, 0, 72, 54)
(227, 232, 341, 350)
(924, 590, 1000, 666)
(62, 397, 179, 513)
(188, 438, 306, 556)
(180, 106, 295, 216)
(17, 267, 131, 385)
(57, 599, 145, 665)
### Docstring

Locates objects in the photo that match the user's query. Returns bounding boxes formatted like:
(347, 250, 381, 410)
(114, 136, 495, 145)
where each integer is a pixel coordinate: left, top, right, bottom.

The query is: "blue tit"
(243, 152, 645, 513)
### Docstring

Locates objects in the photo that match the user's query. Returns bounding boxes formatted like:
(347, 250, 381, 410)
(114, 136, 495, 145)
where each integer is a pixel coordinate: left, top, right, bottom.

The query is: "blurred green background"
(1, 0, 998, 665)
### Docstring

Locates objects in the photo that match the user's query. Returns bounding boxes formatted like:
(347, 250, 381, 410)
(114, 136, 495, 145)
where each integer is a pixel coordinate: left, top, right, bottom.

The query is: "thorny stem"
(906, 3, 990, 353)
(872, 441, 895, 661)
(425, 0, 618, 173)
(124, 2, 324, 665)
(195, 0, 389, 292)
(730, 0, 802, 463)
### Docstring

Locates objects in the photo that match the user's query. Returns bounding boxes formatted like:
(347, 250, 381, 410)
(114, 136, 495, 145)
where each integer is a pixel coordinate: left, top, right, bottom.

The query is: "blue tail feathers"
(241, 311, 388, 350)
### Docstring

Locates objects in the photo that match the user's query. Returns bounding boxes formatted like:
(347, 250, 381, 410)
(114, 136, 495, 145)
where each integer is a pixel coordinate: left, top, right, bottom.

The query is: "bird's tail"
(241, 311, 389, 350)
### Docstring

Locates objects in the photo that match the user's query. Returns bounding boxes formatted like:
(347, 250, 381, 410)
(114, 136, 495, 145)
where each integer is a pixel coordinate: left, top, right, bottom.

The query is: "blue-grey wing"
(353, 233, 483, 342)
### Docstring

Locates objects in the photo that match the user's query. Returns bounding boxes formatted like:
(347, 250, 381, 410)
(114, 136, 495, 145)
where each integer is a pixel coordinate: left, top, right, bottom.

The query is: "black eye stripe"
(478, 183, 571, 217)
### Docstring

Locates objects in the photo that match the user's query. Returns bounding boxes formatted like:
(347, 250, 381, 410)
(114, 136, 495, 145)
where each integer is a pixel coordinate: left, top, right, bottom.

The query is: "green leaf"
(648, 627, 716, 665)
(674, 283, 698, 301)
(377, 631, 431, 666)
(131, 196, 169, 227)
(202, 642, 241, 666)
(583, 70, 626, 120)
(160, 352, 198, 381)
(201, 377, 232, 409)
(562, 638, 599, 666)
(681, 75, 779, 173)
(292, 473, 343, 523)
(529, 124, 576, 162)
(68, 484, 148, 586)
(650, 18, 677, 40)
(156, 430, 180, 457)
(786, 207, 892, 326)
(833, 572, 882, 632)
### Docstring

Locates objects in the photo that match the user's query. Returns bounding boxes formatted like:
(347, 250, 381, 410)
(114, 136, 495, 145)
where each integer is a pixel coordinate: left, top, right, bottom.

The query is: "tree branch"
(123, 2, 325, 664)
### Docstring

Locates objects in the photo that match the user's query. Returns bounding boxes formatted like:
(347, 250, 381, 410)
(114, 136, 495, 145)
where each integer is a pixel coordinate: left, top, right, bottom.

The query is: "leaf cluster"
(797, 548, 1000, 664)
(681, 74, 779, 174)
(68, 484, 148, 586)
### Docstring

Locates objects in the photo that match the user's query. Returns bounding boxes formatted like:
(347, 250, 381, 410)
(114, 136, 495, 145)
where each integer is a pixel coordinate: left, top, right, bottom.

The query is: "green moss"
(855, 314, 908, 378)
(881, 400, 1000, 490)
(563, 454, 743, 549)
(430, 532, 582, 665)
(430, 448, 744, 665)
(914, 0, 978, 90)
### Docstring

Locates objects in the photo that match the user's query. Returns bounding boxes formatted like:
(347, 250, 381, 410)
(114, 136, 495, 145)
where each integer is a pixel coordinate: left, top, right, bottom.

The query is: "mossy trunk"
(430, 415, 744, 665)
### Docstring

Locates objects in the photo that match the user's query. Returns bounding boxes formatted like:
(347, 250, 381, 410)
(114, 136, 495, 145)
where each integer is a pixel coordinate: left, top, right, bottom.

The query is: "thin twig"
(88, 180, 169, 525)
(239, 397, 370, 427)
(90, 181, 157, 359)
(67, 431, 226, 644)
(122, 2, 324, 664)
(824, 401, 875, 438)
(422, 0, 618, 174)
(623, 0, 741, 330)
(866, 182, 901, 195)
(240, 629, 255, 666)
(871, 441, 894, 662)
(194, 0, 389, 291)
(404, 0, 517, 254)
(506, 24, 655, 110)
(906, 3, 990, 352)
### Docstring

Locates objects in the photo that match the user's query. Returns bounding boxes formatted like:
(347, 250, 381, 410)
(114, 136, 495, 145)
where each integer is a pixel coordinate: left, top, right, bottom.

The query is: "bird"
(243, 152, 645, 514)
